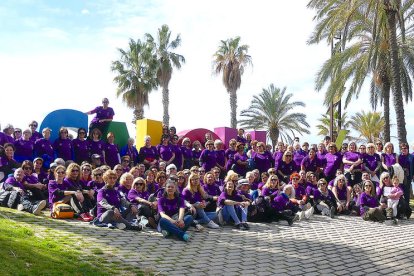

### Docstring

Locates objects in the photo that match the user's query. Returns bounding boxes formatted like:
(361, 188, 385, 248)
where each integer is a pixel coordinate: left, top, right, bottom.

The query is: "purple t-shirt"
(199, 149, 217, 172)
(215, 149, 226, 168)
(217, 191, 243, 208)
(182, 188, 203, 204)
(293, 150, 307, 168)
(157, 196, 185, 217)
(48, 180, 72, 208)
(363, 153, 381, 172)
(97, 187, 121, 218)
(334, 184, 348, 201)
(89, 140, 105, 156)
(233, 152, 248, 176)
(139, 146, 159, 163)
(146, 182, 159, 195)
(273, 151, 284, 169)
(359, 192, 379, 215)
(276, 161, 297, 177)
(293, 184, 306, 200)
(14, 139, 34, 162)
(34, 138, 54, 161)
(72, 138, 90, 164)
(399, 154, 411, 172)
(253, 152, 272, 174)
(301, 156, 320, 173)
(313, 188, 336, 204)
(272, 193, 293, 211)
(343, 151, 361, 170)
(157, 144, 173, 162)
(87, 180, 105, 192)
(104, 143, 120, 169)
(261, 186, 279, 198)
(382, 153, 397, 168)
(203, 183, 221, 197)
(90, 106, 115, 124)
(171, 144, 183, 169)
(53, 138, 73, 161)
(225, 149, 237, 171)
(324, 152, 342, 177)
(4, 176, 25, 191)
(128, 189, 150, 203)
(30, 131, 43, 143)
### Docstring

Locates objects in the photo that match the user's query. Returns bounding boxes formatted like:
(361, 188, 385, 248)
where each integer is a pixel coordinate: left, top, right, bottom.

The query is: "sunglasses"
(82, 168, 91, 171)
(14, 130, 22, 133)
(79, 132, 86, 135)
(72, 169, 79, 173)
(198, 170, 205, 173)
(318, 182, 327, 186)
(94, 173, 102, 177)
(56, 171, 65, 175)
(135, 182, 144, 186)
(108, 176, 118, 180)
(23, 167, 32, 170)
(122, 160, 130, 163)
(30, 124, 38, 127)
(271, 178, 278, 181)
(401, 147, 408, 150)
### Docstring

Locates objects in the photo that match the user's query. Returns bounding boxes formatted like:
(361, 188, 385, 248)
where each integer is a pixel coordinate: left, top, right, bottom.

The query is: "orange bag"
(51, 202, 75, 219)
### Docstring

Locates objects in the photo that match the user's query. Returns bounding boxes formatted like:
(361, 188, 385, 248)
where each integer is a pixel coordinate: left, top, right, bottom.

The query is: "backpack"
(51, 202, 75, 219)
(0, 190, 11, 207)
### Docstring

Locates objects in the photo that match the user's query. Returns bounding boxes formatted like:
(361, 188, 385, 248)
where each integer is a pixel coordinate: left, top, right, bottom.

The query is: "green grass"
(0, 215, 144, 276)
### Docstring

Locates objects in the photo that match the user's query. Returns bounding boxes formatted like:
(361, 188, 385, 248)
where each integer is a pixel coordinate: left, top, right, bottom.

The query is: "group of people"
(0, 100, 413, 241)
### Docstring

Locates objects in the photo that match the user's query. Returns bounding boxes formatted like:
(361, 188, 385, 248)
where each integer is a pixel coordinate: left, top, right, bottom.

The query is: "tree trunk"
(269, 127, 279, 149)
(384, 2, 407, 143)
(133, 107, 144, 123)
(162, 86, 170, 126)
(229, 90, 238, 129)
(383, 81, 391, 142)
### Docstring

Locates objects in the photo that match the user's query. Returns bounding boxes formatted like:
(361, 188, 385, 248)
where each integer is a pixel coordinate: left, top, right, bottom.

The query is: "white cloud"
(81, 9, 90, 15)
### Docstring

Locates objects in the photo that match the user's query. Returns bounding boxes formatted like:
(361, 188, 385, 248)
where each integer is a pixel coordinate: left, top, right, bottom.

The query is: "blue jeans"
(221, 205, 246, 224)
(205, 211, 217, 221)
(158, 215, 193, 240)
(250, 189, 259, 201)
(195, 207, 211, 224)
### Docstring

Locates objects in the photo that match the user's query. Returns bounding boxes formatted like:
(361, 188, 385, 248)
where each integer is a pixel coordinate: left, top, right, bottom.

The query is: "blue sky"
(0, 0, 412, 145)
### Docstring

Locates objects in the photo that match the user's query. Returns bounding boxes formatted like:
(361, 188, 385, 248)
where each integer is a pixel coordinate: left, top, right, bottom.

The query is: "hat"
(166, 164, 177, 171)
(237, 178, 250, 188)
(91, 154, 101, 159)
(50, 162, 58, 169)
(33, 157, 43, 163)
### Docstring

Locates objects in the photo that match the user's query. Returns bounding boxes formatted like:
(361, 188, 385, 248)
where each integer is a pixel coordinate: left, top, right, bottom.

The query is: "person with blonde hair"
(182, 173, 220, 229)
(128, 177, 157, 228)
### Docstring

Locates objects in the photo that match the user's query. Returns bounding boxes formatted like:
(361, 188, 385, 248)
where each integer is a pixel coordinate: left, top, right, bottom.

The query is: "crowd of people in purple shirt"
(0, 101, 413, 241)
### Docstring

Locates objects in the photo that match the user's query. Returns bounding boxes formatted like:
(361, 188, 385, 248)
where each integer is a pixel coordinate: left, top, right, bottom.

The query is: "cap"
(91, 154, 101, 159)
(166, 164, 177, 171)
(237, 179, 250, 187)
(50, 162, 58, 169)
(33, 157, 43, 163)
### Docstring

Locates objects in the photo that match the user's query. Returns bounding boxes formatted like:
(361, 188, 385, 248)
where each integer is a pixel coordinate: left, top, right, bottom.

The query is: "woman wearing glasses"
(360, 180, 385, 222)
(21, 160, 47, 201)
(362, 143, 382, 182)
(324, 143, 343, 183)
(128, 177, 158, 229)
(72, 128, 89, 164)
(85, 97, 114, 134)
(28, 121, 42, 142)
(276, 151, 297, 184)
(313, 178, 337, 218)
(331, 174, 352, 214)
(14, 129, 34, 163)
(342, 142, 363, 187)
(48, 165, 75, 211)
(53, 127, 73, 161)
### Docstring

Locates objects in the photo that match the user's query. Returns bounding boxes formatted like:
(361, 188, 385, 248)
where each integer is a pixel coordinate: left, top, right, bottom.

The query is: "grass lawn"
(0, 212, 144, 276)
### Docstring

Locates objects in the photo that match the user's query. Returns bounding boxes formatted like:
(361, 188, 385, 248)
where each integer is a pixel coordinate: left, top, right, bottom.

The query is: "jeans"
(205, 211, 217, 221)
(221, 205, 246, 224)
(250, 189, 259, 201)
(195, 207, 211, 224)
(158, 215, 193, 240)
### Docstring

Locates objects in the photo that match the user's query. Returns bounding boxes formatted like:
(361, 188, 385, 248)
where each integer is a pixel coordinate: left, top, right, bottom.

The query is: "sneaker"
(182, 233, 190, 242)
(32, 200, 47, 216)
(287, 217, 294, 226)
(305, 207, 314, 219)
(393, 218, 399, 225)
(321, 208, 330, 217)
(79, 213, 93, 222)
(128, 224, 142, 231)
(161, 230, 170, 238)
(115, 223, 126, 230)
(206, 220, 220, 229)
(297, 211, 305, 221)
(17, 204, 24, 211)
(107, 223, 115, 229)
(139, 216, 149, 228)
(242, 222, 250, 230)
(239, 223, 248, 231)
(194, 224, 204, 232)
(330, 206, 336, 218)
(293, 214, 300, 221)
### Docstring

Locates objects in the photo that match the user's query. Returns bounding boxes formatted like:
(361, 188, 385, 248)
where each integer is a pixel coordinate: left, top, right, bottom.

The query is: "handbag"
(51, 202, 75, 219)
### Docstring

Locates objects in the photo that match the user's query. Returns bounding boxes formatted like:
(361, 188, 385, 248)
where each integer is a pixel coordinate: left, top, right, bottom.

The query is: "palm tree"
(213, 36, 252, 128)
(239, 84, 310, 147)
(316, 110, 351, 139)
(145, 24, 185, 126)
(111, 38, 158, 122)
(350, 111, 385, 143)
(308, 0, 414, 143)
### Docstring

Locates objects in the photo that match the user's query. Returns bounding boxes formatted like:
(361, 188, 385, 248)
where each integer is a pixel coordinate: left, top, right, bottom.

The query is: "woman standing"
(199, 140, 217, 173)
(225, 139, 238, 172)
(301, 148, 320, 176)
(34, 128, 54, 166)
(342, 142, 363, 187)
(14, 129, 34, 163)
(381, 142, 398, 171)
(157, 135, 175, 166)
(120, 138, 139, 166)
(103, 132, 121, 169)
(363, 143, 381, 182)
(53, 127, 73, 161)
(72, 128, 89, 165)
(89, 128, 105, 164)
(157, 181, 193, 241)
(180, 137, 193, 170)
(324, 143, 343, 182)
(233, 142, 248, 177)
(253, 142, 272, 174)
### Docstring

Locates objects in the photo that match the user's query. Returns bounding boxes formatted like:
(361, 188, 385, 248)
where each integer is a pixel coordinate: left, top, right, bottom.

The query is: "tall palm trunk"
(382, 81, 391, 142)
(133, 107, 144, 123)
(162, 86, 170, 126)
(269, 127, 280, 149)
(229, 90, 238, 129)
(384, 1, 407, 143)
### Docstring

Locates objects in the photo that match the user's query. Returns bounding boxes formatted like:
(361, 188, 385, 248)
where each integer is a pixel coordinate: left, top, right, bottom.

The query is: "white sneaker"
(32, 200, 46, 215)
(297, 211, 305, 221)
(194, 224, 204, 232)
(115, 223, 126, 230)
(139, 216, 148, 228)
(17, 204, 24, 211)
(321, 208, 330, 217)
(206, 220, 220, 229)
(217, 209, 225, 226)
(305, 207, 314, 219)
(293, 214, 300, 221)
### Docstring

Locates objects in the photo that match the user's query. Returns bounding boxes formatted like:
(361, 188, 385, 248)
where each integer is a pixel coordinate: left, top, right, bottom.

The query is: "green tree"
(111, 38, 158, 122)
(308, 0, 414, 143)
(350, 111, 385, 143)
(213, 36, 252, 128)
(239, 84, 310, 147)
(145, 24, 185, 126)
(316, 110, 351, 139)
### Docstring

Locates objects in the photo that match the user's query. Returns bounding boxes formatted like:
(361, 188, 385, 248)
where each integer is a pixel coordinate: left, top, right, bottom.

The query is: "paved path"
(2, 208, 414, 275)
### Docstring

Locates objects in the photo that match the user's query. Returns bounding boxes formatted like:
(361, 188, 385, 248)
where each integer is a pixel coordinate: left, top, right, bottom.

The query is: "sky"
(0, 0, 413, 145)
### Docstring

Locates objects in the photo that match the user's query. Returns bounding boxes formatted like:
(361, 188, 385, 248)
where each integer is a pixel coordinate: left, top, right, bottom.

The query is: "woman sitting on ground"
(261, 174, 280, 201)
(48, 165, 76, 211)
(331, 174, 352, 214)
(313, 178, 337, 218)
(202, 171, 222, 218)
(217, 181, 250, 230)
(182, 173, 220, 229)
(127, 177, 158, 228)
(360, 180, 385, 222)
(4, 168, 47, 215)
(290, 173, 314, 219)
(96, 169, 141, 230)
(270, 184, 298, 226)
(157, 180, 194, 241)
